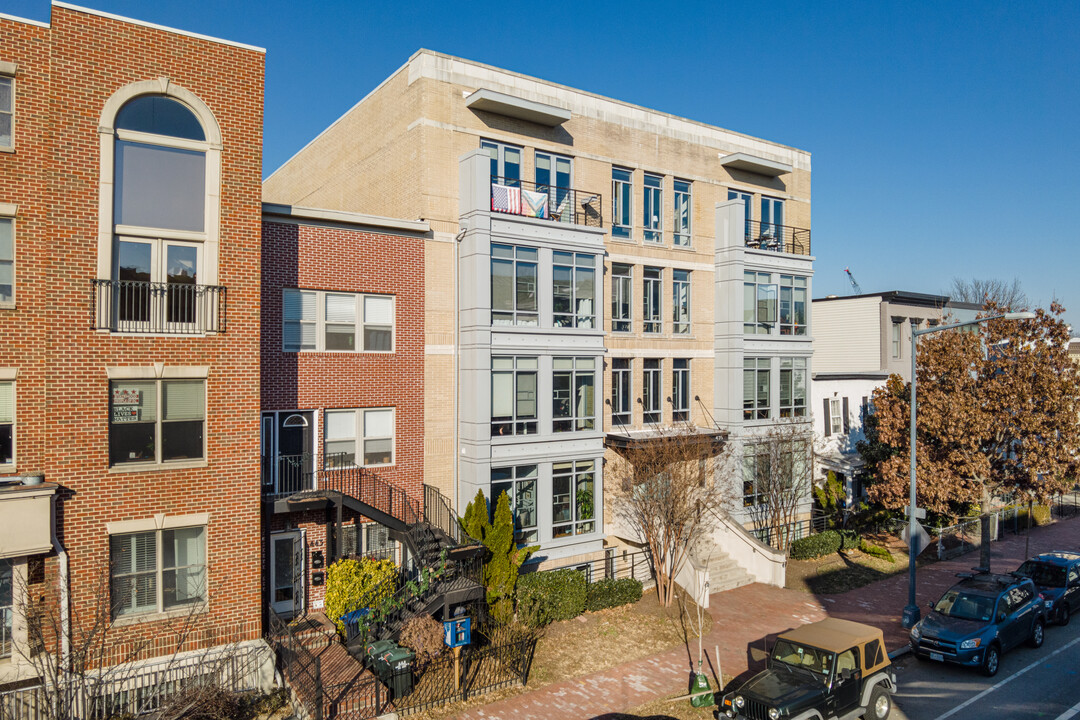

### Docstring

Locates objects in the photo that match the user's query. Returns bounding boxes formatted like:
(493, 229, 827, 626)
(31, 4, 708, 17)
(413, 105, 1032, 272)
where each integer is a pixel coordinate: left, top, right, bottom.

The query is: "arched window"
(96, 81, 222, 334)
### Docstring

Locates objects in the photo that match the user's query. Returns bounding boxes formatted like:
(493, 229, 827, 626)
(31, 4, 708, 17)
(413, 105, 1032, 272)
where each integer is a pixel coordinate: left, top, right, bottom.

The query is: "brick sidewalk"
(448, 515, 1080, 720)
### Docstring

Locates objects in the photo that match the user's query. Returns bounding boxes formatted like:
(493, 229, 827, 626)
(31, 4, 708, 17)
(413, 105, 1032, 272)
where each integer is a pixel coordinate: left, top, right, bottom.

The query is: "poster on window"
(112, 388, 140, 405)
(112, 406, 140, 423)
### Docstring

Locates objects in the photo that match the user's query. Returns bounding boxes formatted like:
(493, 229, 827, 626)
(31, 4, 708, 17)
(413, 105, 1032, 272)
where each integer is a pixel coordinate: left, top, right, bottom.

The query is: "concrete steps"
(691, 537, 755, 594)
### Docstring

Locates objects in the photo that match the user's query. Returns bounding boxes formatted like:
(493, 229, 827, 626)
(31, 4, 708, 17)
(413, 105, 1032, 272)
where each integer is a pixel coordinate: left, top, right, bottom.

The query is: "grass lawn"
(785, 530, 919, 594)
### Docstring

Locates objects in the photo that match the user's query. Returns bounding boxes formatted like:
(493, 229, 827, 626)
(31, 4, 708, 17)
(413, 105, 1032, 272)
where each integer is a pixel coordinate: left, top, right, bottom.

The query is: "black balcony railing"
(93, 279, 226, 334)
(743, 219, 811, 256)
(490, 175, 603, 228)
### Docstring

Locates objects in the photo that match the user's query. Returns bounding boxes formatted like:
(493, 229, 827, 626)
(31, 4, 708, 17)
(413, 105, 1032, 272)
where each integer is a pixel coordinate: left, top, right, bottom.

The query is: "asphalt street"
(889, 621, 1080, 719)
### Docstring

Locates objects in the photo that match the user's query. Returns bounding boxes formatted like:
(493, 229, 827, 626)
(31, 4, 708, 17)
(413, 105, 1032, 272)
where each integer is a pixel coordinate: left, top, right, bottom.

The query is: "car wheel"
(1060, 605, 1070, 627)
(1029, 619, 1045, 648)
(865, 685, 892, 720)
(981, 644, 1000, 677)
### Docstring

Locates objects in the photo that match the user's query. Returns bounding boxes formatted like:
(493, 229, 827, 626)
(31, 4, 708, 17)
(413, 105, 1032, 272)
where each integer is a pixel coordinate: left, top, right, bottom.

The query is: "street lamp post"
(900, 311, 1036, 629)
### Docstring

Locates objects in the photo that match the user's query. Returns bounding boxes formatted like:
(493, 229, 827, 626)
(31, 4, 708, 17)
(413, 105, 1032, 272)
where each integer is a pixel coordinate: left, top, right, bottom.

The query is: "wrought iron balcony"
(744, 219, 811, 256)
(93, 279, 226, 334)
(490, 176, 603, 228)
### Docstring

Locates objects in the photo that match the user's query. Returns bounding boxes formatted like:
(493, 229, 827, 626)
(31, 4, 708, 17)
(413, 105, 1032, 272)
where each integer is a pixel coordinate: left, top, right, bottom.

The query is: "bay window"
(491, 357, 538, 436)
(553, 357, 596, 432)
(109, 379, 204, 466)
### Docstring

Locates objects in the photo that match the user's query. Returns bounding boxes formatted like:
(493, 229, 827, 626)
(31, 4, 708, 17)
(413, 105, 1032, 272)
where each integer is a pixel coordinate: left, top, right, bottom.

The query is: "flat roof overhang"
(605, 426, 728, 451)
(719, 152, 792, 177)
(465, 88, 571, 127)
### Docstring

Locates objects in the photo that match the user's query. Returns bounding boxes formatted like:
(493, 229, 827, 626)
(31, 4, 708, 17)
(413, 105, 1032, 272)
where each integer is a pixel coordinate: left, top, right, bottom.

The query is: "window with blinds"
(0, 381, 11, 466)
(110, 378, 204, 466)
(111, 525, 206, 618)
(283, 289, 394, 352)
(0, 218, 12, 304)
(323, 407, 395, 467)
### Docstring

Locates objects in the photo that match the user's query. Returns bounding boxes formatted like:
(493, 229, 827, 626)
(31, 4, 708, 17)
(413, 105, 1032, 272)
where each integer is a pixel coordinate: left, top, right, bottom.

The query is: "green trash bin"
(364, 639, 396, 670)
(382, 645, 415, 699)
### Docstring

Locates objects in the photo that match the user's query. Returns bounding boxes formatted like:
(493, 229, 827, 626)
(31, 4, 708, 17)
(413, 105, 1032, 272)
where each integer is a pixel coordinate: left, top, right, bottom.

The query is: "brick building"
(0, 2, 267, 685)
(259, 203, 429, 614)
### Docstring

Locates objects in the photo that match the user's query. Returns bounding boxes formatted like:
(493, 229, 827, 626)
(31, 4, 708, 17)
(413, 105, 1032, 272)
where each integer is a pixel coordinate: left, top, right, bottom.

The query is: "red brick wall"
(0, 6, 265, 660)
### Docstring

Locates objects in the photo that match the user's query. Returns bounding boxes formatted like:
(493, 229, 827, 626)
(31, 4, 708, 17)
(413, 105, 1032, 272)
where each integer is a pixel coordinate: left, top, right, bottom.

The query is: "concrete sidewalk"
(448, 515, 1080, 720)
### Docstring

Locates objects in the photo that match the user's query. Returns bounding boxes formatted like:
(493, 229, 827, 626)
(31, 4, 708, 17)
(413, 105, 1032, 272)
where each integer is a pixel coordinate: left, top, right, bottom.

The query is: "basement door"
(270, 530, 304, 617)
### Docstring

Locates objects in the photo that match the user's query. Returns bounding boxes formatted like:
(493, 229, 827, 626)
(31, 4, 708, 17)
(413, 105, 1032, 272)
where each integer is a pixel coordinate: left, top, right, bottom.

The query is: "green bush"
(585, 577, 643, 612)
(859, 539, 895, 563)
(516, 569, 586, 627)
(325, 557, 397, 634)
(790, 530, 842, 560)
(840, 530, 861, 551)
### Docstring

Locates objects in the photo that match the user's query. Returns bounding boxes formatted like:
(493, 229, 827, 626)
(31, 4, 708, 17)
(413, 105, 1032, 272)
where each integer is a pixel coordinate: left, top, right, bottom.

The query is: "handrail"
(424, 484, 463, 545)
(743, 218, 811, 256)
(92, 278, 226, 334)
(490, 175, 603, 228)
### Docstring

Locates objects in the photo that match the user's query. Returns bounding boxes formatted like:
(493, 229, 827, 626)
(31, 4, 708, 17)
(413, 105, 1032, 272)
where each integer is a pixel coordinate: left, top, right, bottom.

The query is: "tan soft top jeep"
(719, 618, 897, 720)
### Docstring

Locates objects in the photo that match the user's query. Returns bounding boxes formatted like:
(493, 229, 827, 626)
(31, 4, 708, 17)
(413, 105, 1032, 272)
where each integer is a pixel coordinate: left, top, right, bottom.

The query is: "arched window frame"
(96, 78, 223, 287)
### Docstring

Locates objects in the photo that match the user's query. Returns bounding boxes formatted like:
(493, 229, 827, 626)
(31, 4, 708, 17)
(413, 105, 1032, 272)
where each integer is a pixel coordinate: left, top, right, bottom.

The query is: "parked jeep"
(909, 570, 1046, 676)
(1014, 552, 1080, 625)
(717, 618, 896, 720)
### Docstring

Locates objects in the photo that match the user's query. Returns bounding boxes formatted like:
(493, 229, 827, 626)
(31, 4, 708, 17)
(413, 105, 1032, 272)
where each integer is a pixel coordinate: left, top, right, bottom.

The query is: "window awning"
(605, 426, 728, 451)
(465, 89, 571, 127)
(719, 152, 792, 177)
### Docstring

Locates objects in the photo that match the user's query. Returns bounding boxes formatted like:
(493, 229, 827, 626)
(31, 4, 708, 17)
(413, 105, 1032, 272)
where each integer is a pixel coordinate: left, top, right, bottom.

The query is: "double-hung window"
(553, 252, 596, 328)
(552, 460, 595, 538)
(744, 271, 777, 334)
(0, 217, 12, 304)
(491, 244, 538, 326)
(491, 357, 538, 436)
(324, 408, 394, 467)
(491, 465, 538, 544)
(779, 275, 808, 335)
(672, 359, 690, 423)
(611, 263, 632, 332)
(110, 526, 206, 618)
(891, 320, 903, 359)
(553, 357, 596, 432)
(829, 398, 843, 436)
(0, 73, 11, 149)
(643, 173, 663, 243)
(109, 379, 205, 466)
(743, 358, 770, 420)
(643, 267, 662, 334)
(482, 140, 521, 186)
(673, 270, 691, 334)
(779, 358, 807, 418)
(612, 167, 633, 239)
(535, 152, 572, 222)
(0, 381, 11, 467)
(674, 180, 691, 246)
(611, 359, 631, 427)
(643, 359, 661, 424)
(283, 289, 394, 352)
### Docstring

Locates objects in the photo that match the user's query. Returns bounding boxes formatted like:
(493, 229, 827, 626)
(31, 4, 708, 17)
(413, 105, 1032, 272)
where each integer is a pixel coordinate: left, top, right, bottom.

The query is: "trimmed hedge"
(586, 578, 643, 612)
(516, 569, 586, 627)
(790, 530, 842, 560)
(859, 539, 895, 563)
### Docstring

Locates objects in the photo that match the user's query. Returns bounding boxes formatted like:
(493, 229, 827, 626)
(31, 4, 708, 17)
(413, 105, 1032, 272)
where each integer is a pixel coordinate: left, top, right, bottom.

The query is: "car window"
(934, 590, 995, 621)
(1005, 585, 1032, 612)
(836, 649, 857, 676)
(864, 639, 883, 668)
(1069, 566, 1079, 584)
(771, 639, 833, 682)
(1017, 560, 1067, 587)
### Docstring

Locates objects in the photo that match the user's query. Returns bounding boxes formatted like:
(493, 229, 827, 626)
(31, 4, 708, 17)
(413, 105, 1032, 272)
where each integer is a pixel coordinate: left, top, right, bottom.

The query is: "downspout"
(50, 493, 70, 670)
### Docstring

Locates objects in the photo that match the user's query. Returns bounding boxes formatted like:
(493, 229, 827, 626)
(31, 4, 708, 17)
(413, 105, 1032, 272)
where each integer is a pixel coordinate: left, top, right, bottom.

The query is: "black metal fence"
(490, 175, 603, 228)
(750, 513, 828, 549)
(742, 218, 811, 256)
(92, 278, 226, 334)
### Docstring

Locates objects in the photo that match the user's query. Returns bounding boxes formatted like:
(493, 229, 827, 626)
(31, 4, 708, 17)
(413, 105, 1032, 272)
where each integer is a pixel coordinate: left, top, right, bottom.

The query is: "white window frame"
(610, 263, 633, 333)
(552, 252, 597, 329)
(491, 464, 539, 545)
(672, 359, 690, 423)
(673, 269, 691, 335)
(891, 320, 903, 359)
(780, 357, 807, 418)
(552, 459, 597, 538)
(491, 244, 539, 327)
(643, 266, 663, 334)
(552, 357, 597, 433)
(643, 359, 662, 424)
(744, 271, 778, 334)
(744, 357, 771, 421)
(282, 289, 395, 353)
(481, 139, 522, 184)
(612, 167, 633, 239)
(108, 377, 207, 468)
(323, 407, 396, 468)
(491, 357, 539, 437)
(109, 524, 208, 619)
(611, 358, 632, 427)
(643, 173, 663, 243)
(0, 215, 13, 306)
(0, 379, 12, 469)
(779, 275, 808, 336)
(673, 179, 692, 246)
(0, 72, 12, 150)
(829, 398, 843, 435)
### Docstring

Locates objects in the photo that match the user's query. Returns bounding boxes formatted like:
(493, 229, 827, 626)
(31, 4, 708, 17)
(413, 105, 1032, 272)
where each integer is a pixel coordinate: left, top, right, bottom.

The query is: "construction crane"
(844, 267, 862, 295)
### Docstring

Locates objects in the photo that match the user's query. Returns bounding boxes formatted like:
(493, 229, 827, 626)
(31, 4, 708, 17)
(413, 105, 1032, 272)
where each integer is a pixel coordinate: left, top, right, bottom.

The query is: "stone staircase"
(691, 536, 755, 594)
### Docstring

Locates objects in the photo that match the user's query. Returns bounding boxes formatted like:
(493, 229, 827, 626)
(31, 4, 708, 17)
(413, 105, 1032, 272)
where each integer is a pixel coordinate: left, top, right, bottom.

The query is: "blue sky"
(8, 1, 1080, 319)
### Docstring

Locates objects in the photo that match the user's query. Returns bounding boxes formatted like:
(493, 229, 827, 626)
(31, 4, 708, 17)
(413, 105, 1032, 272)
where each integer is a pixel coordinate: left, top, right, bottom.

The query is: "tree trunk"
(979, 484, 992, 572)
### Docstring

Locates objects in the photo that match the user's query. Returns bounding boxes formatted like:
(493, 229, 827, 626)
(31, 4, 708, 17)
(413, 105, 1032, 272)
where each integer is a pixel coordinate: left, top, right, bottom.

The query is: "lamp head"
(1003, 312, 1036, 320)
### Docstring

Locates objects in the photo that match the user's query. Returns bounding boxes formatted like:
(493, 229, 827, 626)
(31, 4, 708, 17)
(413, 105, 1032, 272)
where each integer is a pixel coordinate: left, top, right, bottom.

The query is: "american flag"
(491, 183, 522, 214)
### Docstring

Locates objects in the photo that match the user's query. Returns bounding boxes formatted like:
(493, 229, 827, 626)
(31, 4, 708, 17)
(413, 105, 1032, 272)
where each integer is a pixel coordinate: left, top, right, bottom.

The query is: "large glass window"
(553, 357, 596, 432)
(0, 218, 12, 303)
(643, 359, 661, 424)
(0, 75, 13, 148)
(612, 167, 633, 239)
(283, 289, 394, 352)
(110, 379, 205, 466)
(742, 446, 766, 507)
(482, 140, 521, 186)
(780, 275, 808, 335)
(673, 359, 690, 423)
(0, 382, 10, 467)
(325, 408, 395, 467)
(553, 252, 596, 328)
(552, 460, 596, 538)
(611, 263, 632, 333)
(728, 190, 753, 238)
(743, 358, 770, 420)
(535, 152, 572, 222)
(491, 244, 538, 326)
(611, 359, 631, 427)
(110, 526, 206, 618)
(491, 357, 538, 436)
(491, 465, 539, 545)
(744, 271, 777, 334)
(643, 174, 663, 243)
(673, 270, 690, 335)
(644, 266, 662, 334)
(674, 180, 692, 247)
(780, 358, 807, 418)
(761, 196, 785, 238)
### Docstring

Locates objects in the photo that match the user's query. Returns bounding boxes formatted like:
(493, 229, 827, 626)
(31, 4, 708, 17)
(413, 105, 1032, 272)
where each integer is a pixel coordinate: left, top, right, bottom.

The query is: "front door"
(264, 411, 313, 494)
(271, 531, 304, 617)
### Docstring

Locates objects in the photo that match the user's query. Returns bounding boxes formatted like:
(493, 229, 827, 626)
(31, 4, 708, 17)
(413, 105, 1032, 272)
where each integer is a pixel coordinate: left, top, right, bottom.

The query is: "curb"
(887, 645, 911, 661)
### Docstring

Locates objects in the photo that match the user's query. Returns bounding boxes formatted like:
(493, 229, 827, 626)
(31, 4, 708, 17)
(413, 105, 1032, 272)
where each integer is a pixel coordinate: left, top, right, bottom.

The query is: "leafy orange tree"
(860, 303, 1080, 569)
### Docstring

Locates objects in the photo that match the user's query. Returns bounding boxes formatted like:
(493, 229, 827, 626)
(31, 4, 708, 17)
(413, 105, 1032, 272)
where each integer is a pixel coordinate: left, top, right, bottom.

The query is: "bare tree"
(740, 421, 815, 553)
(949, 277, 1029, 311)
(607, 428, 730, 607)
